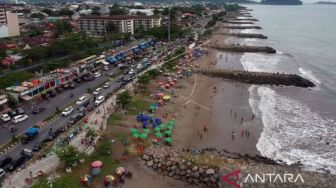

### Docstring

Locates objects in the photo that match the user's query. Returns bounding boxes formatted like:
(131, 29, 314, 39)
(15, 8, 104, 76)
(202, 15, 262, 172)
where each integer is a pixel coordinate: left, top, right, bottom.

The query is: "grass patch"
(107, 113, 123, 126)
(127, 98, 151, 115)
(182, 153, 234, 169)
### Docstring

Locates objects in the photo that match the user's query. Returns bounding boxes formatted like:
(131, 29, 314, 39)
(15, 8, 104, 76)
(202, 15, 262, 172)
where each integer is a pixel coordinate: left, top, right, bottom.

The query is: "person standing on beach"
(232, 131, 235, 140)
(234, 112, 237, 119)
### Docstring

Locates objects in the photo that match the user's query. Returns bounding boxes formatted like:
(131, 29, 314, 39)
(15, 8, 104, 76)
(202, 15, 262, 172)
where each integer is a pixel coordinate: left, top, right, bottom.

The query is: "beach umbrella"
(81, 174, 92, 184)
(169, 81, 174, 85)
(104, 175, 115, 183)
(167, 124, 174, 130)
(132, 133, 140, 139)
(165, 84, 170, 88)
(165, 137, 172, 143)
(91, 160, 103, 168)
(140, 133, 148, 140)
(168, 120, 176, 126)
(165, 130, 172, 137)
(154, 127, 161, 132)
(158, 82, 164, 86)
(155, 132, 163, 138)
(149, 104, 156, 110)
(130, 128, 138, 134)
(163, 95, 171, 100)
(158, 124, 166, 129)
(116, 167, 126, 175)
(143, 128, 150, 134)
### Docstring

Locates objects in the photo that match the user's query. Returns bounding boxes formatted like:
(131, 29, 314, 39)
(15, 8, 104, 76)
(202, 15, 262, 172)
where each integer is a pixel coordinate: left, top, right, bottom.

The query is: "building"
(0, 6, 20, 38)
(129, 9, 154, 16)
(78, 15, 161, 36)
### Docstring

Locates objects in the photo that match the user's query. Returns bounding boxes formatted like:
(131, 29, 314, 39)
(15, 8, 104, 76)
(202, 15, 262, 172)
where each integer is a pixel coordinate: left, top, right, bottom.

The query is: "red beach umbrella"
(156, 93, 165, 97)
(91, 160, 103, 168)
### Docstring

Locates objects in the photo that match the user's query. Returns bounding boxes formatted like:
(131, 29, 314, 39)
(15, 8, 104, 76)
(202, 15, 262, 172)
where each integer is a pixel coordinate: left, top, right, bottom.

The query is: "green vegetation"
(95, 138, 112, 156)
(0, 71, 33, 89)
(41, 8, 74, 17)
(224, 3, 240, 12)
(43, 59, 70, 72)
(31, 176, 78, 188)
(136, 24, 191, 40)
(91, 6, 101, 15)
(53, 20, 73, 37)
(107, 113, 123, 126)
(127, 98, 151, 115)
(55, 145, 83, 167)
(116, 91, 132, 109)
(109, 4, 127, 15)
(30, 13, 45, 19)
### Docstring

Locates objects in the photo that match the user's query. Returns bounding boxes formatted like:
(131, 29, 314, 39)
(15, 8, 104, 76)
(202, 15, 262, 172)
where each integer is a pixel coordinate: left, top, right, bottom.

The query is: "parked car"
(16, 108, 25, 115)
(128, 69, 135, 75)
(12, 115, 28, 124)
(93, 71, 101, 77)
(93, 88, 102, 95)
(103, 82, 110, 88)
(69, 82, 76, 89)
(8, 155, 28, 172)
(68, 113, 82, 125)
(117, 77, 124, 82)
(7, 110, 17, 117)
(76, 96, 88, 106)
(0, 157, 12, 168)
(47, 90, 57, 97)
(0, 114, 10, 122)
(62, 106, 74, 116)
(32, 107, 46, 114)
(32, 142, 42, 152)
(95, 96, 105, 106)
(0, 168, 5, 179)
(73, 77, 82, 83)
(77, 106, 86, 117)
(103, 65, 109, 71)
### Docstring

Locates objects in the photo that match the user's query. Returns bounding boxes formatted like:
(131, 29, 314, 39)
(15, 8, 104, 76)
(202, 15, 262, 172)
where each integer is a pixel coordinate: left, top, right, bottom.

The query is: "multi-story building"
(78, 15, 162, 36)
(0, 6, 20, 38)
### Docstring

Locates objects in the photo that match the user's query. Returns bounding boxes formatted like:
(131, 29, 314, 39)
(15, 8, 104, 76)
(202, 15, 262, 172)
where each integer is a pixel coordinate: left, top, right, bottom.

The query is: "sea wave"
(241, 53, 280, 72)
(299, 67, 321, 84)
(240, 29, 260, 34)
(250, 86, 336, 174)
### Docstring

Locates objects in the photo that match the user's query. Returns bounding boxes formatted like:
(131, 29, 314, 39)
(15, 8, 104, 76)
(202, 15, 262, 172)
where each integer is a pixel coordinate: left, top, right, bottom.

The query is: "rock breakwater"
(215, 32, 268, 39)
(210, 45, 276, 53)
(222, 25, 262, 29)
(194, 69, 316, 88)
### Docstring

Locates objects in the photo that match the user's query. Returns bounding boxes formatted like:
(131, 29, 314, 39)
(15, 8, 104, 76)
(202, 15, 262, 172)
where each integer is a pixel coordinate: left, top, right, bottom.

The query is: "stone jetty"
(224, 21, 254, 24)
(229, 18, 259, 22)
(142, 146, 336, 188)
(214, 32, 268, 39)
(222, 25, 262, 29)
(194, 69, 315, 88)
(209, 45, 276, 53)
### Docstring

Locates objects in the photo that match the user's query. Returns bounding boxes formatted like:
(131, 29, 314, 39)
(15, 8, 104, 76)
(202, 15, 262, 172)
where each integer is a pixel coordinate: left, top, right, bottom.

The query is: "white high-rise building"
(0, 6, 20, 38)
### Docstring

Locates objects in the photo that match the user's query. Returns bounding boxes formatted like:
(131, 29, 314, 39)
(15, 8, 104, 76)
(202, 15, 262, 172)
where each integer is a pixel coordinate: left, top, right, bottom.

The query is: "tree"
(96, 139, 112, 156)
(106, 22, 118, 33)
(85, 128, 96, 138)
(116, 90, 132, 109)
(30, 13, 45, 20)
(91, 6, 101, 15)
(41, 8, 55, 16)
(56, 9, 74, 18)
(56, 145, 82, 166)
(153, 8, 160, 15)
(109, 4, 127, 15)
(53, 20, 73, 37)
(0, 48, 6, 59)
(138, 74, 150, 89)
(147, 69, 161, 79)
(135, 11, 146, 16)
(28, 26, 43, 37)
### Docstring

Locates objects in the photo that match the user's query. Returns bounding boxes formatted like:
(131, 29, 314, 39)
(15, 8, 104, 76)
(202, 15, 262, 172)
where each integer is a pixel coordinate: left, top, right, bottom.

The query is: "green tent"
(130, 128, 138, 134)
(143, 128, 150, 134)
(158, 124, 166, 129)
(167, 120, 176, 126)
(155, 132, 163, 138)
(140, 133, 148, 140)
(167, 124, 174, 130)
(149, 104, 156, 110)
(132, 133, 139, 138)
(165, 137, 172, 143)
(165, 130, 172, 137)
(154, 127, 161, 132)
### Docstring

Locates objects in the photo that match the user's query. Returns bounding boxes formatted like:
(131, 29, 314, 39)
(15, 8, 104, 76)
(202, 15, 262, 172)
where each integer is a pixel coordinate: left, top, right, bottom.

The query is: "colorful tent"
(163, 95, 171, 100)
(156, 93, 165, 97)
(165, 137, 172, 143)
(81, 174, 92, 184)
(140, 133, 148, 140)
(155, 132, 163, 138)
(168, 120, 176, 126)
(91, 160, 103, 168)
(165, 130, 172, 136)
(132, 133, 140, 138)
(116, 167, 126, 175)
(158, 124, 166, 129)
(130, 128, 138, 134)
(143, 128, 150, 134)
(154, 127, 161, 132)
(104, 175, 115, 183)
(167, 124, 174, 130)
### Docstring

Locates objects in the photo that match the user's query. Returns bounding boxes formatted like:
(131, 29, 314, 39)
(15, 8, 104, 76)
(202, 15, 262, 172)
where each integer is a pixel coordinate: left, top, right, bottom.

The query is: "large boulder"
(146, 160, 154, 167)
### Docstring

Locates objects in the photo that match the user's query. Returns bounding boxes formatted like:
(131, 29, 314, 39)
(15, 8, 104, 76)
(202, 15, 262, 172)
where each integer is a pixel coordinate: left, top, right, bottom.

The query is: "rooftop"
(79, 15, 159, 21)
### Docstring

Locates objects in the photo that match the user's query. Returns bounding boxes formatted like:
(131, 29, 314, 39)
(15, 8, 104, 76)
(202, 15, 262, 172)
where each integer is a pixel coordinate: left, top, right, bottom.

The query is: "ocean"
(240, 4, 336, 173)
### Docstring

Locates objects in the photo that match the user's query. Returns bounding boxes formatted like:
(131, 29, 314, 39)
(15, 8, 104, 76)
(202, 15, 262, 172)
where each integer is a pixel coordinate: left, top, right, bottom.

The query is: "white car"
(62, 106, 74, 116)
(136, 63, 143, 69)
(76, 96, 88, 105)
(0, 168, 5, 179)
(128, 69, 135, 75)
(93, 72, 101, 77)
(12, 115, 28, 124)
(95, 96, 105, 106)
(103, 65, 109, 71)
(93, 87, 102, 95)
(103, 82, 110, 88)
(0, 114, 11, 122)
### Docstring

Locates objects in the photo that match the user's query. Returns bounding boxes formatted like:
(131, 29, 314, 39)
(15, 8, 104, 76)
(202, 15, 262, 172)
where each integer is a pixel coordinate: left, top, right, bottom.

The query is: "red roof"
(1, 57, 15, 66)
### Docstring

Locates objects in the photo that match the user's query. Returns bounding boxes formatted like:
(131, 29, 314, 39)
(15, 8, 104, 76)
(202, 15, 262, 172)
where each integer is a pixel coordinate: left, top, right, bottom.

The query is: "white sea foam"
(250, 86, 336, 174)
(241, 53, 280, 72)
(299, 67, 321, 84)
(240, 29, 260, 34)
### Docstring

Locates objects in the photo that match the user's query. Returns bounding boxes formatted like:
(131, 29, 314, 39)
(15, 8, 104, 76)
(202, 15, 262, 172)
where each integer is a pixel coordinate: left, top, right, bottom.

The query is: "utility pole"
(168, 6, 171, 42)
